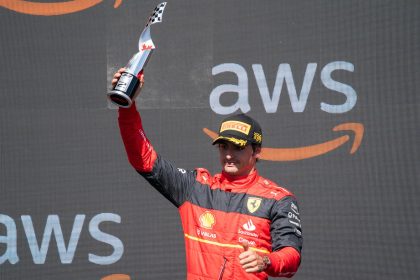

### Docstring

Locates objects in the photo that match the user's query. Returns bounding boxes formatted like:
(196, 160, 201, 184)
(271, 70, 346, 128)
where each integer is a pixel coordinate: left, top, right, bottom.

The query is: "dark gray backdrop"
(1, 1, 419, 279)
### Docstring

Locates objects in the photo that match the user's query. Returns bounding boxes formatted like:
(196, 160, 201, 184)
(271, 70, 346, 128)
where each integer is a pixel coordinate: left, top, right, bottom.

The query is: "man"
(113, 68, 302, 279)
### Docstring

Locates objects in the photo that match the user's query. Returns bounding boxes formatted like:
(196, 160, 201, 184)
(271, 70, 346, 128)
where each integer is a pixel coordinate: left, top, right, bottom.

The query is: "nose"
(224, 147, 235, 160)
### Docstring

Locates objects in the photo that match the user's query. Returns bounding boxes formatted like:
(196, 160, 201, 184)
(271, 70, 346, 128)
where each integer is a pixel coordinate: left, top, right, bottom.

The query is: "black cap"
(212, 114, 263, 147)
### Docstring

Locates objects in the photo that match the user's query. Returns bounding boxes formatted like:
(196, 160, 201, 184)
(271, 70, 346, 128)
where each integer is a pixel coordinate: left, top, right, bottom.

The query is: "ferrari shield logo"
(247, 197, 262, 213)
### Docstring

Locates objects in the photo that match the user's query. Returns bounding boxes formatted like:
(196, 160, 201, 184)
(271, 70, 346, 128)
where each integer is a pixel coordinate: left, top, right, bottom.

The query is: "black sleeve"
(270, 195, 303, 253)
(138, 154, 196, 208)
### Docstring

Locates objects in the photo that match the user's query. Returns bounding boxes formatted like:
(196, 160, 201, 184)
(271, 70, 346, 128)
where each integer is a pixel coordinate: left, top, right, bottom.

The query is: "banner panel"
(1, 1, 419, 279)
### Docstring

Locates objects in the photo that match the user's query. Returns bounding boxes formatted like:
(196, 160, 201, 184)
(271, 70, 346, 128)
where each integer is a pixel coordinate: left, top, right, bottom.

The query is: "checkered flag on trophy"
(107, 2, 168, 108)
(146, 2, 167, 27)
(138, 2, 167, 51)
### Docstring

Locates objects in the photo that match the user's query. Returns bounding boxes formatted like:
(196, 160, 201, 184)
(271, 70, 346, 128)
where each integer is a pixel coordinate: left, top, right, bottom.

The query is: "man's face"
(218, 141, 261, 177)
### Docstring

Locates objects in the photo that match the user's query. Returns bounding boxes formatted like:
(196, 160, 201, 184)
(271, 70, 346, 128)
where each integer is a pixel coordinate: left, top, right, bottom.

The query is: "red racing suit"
(118, 104, 303, 279)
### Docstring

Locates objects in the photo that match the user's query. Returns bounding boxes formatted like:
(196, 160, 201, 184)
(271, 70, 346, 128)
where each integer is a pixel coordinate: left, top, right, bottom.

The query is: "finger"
(112, 73, 122, 82)
(239, 252, 256, 264)
(241, 258, 258, 268)
(118, 67, 126, 74)
(111, 70, 124, 85)
(243, 258, 265, 273)
(245, 264, 264, 273)
(241, 241, 249, 252)
(111, 76, 121, 84)
(238, 250, 253, 260)
(138, 70, 145, 82)
(112, 75, 120, 82)
(245, 266, 259, 273)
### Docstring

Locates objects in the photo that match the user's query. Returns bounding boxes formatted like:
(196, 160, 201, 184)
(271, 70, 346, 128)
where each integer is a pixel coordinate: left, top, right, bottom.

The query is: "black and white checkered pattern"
(146, 2, 167, 27)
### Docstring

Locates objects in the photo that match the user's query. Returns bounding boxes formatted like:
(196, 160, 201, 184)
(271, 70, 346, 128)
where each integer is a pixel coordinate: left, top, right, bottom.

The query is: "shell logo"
(0, 0, 123, 16)
(199, 211, 216, 229)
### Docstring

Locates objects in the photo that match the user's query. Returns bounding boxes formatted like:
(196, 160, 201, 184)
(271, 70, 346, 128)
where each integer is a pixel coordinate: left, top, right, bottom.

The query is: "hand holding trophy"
(108, 2, 167, 108)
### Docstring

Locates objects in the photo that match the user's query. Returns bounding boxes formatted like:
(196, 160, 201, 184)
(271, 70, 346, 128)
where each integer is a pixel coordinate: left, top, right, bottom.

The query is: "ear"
(253, 146, 262, 159)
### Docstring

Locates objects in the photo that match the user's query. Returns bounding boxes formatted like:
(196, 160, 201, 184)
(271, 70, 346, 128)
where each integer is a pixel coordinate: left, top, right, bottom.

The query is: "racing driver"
(113, 68, 303, 279)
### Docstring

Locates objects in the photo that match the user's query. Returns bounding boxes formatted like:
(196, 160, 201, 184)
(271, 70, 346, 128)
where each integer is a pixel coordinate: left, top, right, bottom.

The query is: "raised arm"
(114, 69, 194, 207)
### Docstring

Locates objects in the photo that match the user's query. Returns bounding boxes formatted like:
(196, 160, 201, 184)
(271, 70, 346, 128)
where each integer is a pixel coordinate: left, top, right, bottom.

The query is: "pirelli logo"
(220, 121, 251, 135)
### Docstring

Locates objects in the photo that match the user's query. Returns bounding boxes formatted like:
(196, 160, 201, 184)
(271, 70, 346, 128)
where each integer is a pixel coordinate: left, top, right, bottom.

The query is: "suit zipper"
(218, 257, 228, 280)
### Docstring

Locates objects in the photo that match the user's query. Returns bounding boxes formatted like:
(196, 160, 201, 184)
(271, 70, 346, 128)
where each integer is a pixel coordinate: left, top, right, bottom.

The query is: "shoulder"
(195, 168, 213, 185)
(254, 175, 295, 200)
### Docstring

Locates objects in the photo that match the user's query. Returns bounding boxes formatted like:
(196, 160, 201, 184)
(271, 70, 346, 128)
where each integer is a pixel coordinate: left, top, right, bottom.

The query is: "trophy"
(107, 2, 167, 108)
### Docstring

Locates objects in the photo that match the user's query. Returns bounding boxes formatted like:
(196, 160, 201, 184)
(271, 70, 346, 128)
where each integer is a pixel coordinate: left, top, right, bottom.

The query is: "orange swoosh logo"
(0, 0, 123, 16)
(101, 274, 131, 280)
(203, 122, 364, 161)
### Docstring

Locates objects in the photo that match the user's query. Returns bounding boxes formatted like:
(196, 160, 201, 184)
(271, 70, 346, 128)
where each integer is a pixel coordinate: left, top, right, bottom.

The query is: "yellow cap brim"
(212, 136, 248, 147)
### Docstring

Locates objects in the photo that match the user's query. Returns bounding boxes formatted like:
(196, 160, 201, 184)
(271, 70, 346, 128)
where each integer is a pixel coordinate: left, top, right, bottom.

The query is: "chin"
(224, 166, 239, 175)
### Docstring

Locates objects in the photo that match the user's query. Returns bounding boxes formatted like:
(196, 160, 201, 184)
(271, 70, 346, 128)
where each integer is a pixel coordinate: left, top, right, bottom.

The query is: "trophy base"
(108, 91, 133, 108)
(107, 72, 141, 108)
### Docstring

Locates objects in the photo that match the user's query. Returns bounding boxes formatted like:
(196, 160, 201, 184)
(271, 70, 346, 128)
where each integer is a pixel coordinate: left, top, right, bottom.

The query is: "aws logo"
(205, 62, 364, 160)
(0, 0, 123, 16)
